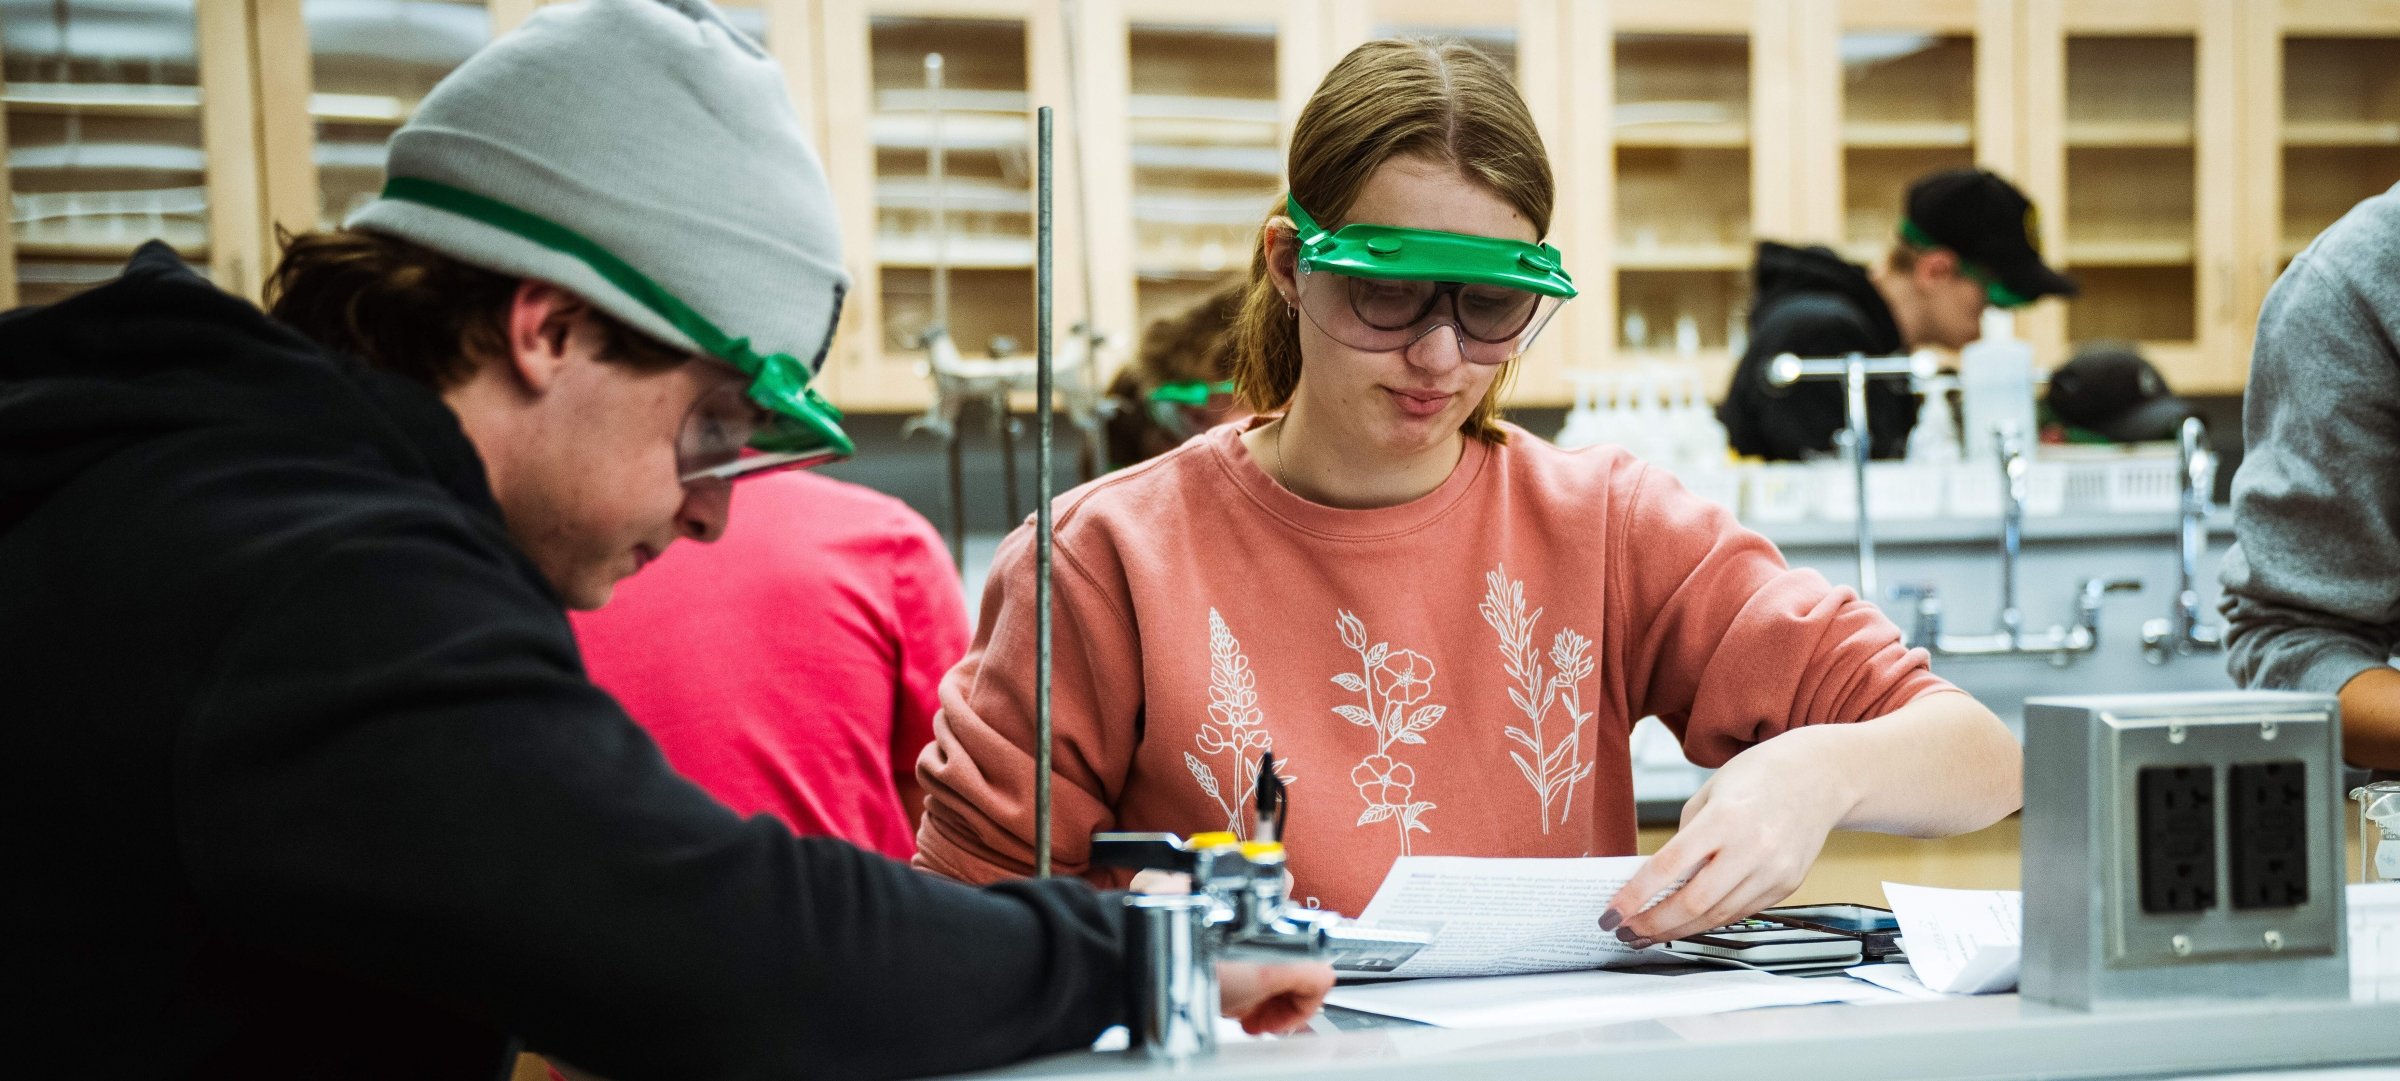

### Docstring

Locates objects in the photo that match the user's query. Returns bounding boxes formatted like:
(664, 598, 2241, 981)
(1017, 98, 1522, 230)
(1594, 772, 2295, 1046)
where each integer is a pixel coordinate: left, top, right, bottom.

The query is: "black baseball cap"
(1900, 168, 2078, 309)
(2047, 342, 2190, 443)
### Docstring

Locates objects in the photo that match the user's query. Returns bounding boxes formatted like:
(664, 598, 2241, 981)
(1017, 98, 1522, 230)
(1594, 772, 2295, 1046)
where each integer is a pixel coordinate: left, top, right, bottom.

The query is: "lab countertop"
(947, 994, 2400, 1081)
(1754, 507, 2232, 549)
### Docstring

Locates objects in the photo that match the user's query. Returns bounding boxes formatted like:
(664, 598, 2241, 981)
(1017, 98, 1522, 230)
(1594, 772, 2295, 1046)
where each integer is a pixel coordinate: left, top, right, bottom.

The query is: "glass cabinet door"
(2059, 31, 2202, 365)
(1837, 28, 1977, 263)
(1123, 17, 1277, 334)
(2277, 33, 2400, 266)
(3, 0, 211, 305)
(1612, 31, 1751, 367)
(303, 0, 490, 229)
(863, 11, 1036, 405)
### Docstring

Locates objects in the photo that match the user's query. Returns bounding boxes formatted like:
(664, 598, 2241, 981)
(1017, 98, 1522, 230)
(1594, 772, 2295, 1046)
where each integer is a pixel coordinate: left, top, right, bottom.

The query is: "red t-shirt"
(573, 471, 969, 859)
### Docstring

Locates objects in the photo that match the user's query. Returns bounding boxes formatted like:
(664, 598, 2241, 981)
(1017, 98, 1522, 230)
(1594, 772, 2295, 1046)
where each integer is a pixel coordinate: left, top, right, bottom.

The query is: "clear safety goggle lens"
(674, 379, 843, 485)
(1295, 267, 1562, 364)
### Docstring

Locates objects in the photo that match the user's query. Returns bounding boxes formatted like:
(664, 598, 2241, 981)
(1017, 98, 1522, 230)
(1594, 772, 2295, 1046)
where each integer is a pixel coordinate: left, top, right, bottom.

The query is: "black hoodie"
(0, 244, 1126, 1081)
(1715, 242, 1918, 460)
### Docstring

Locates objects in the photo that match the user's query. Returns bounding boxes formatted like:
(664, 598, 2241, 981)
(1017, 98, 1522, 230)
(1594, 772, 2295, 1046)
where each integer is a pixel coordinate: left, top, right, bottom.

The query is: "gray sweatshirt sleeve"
(2220, 186, 2400, 697)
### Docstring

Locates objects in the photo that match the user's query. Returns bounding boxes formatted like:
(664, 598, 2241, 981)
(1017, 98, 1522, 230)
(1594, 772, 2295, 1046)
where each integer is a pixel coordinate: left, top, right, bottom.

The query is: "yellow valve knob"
(1239, 841, 1286, 860)
(1188, 831, 1240, 850)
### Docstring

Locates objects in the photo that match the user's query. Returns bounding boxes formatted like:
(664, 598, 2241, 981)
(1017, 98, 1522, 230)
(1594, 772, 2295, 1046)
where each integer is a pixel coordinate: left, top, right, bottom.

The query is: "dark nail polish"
(1629, 938, 1656, 950)
(1614, 926, 1640, 945)
(1598, 910, 1622, 933)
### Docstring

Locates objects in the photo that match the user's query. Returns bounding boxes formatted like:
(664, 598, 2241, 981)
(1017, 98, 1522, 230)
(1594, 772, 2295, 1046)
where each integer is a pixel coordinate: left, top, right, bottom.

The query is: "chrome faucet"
(2143, 416, 2227, 663)
(1091, 831, 1426, 1058)
(1765, 350, 1940, 600)
(1892, 424, 2142, 665)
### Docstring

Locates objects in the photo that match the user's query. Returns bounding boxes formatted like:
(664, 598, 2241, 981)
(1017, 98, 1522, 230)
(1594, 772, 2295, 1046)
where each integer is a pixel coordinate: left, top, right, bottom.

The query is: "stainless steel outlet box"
(2021, 691, 2348, 1009)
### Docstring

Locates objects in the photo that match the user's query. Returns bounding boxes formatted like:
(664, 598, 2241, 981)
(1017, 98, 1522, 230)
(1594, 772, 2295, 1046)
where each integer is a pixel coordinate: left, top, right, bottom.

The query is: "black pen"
(1255, 751, 1286, 844)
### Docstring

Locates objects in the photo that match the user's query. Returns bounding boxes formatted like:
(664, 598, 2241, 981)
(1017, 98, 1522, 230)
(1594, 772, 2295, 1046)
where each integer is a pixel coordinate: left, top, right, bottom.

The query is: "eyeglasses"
(1285, 194, 1574, 365)
(676, 375, 845, 485)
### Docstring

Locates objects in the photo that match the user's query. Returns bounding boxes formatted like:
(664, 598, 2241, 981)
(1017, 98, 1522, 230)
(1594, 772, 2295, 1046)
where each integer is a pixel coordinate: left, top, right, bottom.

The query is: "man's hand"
(1598, 735, 1850, 947)
(1217, 961, 1333, 1035)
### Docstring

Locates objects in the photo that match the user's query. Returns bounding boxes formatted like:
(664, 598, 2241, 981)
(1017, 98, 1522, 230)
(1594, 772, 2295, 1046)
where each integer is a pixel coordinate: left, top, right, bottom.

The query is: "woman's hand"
(1598, 729, 1855, 947)
(1218, 961, 1334, 1035)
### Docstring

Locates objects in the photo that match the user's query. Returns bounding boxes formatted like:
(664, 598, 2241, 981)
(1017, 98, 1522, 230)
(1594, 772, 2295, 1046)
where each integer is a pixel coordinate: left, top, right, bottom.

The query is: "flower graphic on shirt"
(1371, 650, 1436, 708)
(1350, 755, 1415, 808)
(1331, 611, 1440, 852)
(1479, 564, 1597, 833)
(1185, 609, 1296, 837)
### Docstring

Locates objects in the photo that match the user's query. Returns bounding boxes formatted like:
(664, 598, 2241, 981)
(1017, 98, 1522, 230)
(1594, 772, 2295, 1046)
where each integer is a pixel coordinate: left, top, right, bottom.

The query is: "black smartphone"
(1663, 927, 1862, 966)
(1758, 903, 1903, 959)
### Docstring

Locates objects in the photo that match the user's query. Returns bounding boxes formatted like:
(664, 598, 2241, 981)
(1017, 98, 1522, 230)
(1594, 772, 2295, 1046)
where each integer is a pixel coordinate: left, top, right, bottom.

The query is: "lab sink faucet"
(2143, 416, 2226, 663)
(1892, 423, 2141, 665)
(1091, 757, 1426, 1059)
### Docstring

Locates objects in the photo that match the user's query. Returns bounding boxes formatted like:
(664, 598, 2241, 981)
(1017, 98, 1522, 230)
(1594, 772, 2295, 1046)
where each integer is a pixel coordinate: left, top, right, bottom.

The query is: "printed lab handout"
(1344, 856, 1674, 978)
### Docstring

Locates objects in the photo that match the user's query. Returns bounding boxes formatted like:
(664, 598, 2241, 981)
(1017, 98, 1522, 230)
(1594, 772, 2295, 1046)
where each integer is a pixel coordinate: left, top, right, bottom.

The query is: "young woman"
(914, 37, 2021, 948)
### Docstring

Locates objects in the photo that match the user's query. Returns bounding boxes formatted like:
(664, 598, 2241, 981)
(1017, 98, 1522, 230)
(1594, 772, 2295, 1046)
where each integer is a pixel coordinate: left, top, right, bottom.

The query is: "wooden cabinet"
(0, 2, 264, 305)
(7, 1, 2398, 409)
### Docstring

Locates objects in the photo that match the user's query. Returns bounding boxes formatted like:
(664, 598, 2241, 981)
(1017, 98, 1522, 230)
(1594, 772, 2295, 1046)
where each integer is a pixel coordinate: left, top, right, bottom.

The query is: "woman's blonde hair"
(1233, 37, 1556, 444)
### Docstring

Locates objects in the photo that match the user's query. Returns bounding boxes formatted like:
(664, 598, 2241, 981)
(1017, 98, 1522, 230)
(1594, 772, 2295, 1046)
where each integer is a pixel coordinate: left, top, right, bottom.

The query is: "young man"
(0, 2, 1325, 1078)
(1716, 168, 2077, 461)
(2221, 181, 2400, 772)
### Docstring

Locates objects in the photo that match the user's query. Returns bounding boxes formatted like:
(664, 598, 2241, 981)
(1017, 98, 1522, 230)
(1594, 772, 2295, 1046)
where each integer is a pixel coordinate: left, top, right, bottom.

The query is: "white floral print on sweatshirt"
(1184, 609, 1296, 837)
(1478, 564, 1597, 832)
(1330, 610, 1444, 854)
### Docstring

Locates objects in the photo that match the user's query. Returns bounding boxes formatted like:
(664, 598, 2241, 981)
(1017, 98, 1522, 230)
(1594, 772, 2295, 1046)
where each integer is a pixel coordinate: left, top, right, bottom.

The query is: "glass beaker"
(2350, 780, 2400, 882)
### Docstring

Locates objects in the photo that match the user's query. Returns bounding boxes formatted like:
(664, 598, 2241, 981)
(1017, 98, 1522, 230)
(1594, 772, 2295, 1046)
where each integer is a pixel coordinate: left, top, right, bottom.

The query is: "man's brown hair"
(264, 229, 687, 388)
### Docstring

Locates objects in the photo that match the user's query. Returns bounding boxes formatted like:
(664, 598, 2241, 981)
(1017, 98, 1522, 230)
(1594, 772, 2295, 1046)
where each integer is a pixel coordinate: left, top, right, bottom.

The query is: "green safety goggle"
(1899, 219, 2033, 310)
(1148, 379, 1235, 407)
(1288, 193, 1575, 363)
(378, 177, 854, 483)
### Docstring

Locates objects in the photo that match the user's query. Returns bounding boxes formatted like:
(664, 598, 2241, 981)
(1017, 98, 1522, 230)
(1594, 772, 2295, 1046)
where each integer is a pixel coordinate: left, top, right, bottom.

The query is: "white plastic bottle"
(1958, 309, 2038, 461)
(1907, 375, 1961, 464)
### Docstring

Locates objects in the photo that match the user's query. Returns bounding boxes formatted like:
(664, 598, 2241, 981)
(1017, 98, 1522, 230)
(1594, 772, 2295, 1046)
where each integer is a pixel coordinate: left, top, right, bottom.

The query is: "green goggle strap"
(1898, 218, 2033, 310)
(1286, 194, 1576, 300)
(1148, 379, 1235, 407)
(379, 177, 853, 460)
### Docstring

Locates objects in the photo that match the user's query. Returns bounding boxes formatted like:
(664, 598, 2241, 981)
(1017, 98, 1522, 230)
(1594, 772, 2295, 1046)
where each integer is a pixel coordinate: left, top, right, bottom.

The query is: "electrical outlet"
(2137, 765, 2216, 914)
(2229, 760, 2309, 909)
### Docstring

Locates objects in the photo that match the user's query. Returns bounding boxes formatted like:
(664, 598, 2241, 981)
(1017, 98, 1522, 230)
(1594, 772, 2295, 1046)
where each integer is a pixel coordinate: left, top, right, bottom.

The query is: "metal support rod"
(1843, 354, 1876, 602)
(1034, 106, 1056, 879)
(945, 427, 966, 573)
(925, 53, 949, 335)
(996, 394, 1021, 523)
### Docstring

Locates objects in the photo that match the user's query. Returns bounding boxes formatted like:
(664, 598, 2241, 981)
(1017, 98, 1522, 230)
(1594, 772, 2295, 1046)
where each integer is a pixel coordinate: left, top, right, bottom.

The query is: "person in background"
(572, 470, 969, 858)
(2221, 182, 2400, 771)
(1717, 168, 2077, 461)
(0, 2, 1326, 1078)
(1104, 280, 1250, 466)
(2041, 342, 2194, 445)
(915, 36, 2022, 949)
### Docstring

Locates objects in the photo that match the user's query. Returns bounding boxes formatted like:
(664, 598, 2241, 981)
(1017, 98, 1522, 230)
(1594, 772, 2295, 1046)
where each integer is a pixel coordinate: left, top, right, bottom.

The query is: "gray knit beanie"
(348, 0, 847, 386)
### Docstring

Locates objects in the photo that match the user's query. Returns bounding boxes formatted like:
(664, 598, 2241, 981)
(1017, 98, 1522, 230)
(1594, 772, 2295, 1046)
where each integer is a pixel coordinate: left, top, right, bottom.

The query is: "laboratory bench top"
(946, 994, 2400, 1081)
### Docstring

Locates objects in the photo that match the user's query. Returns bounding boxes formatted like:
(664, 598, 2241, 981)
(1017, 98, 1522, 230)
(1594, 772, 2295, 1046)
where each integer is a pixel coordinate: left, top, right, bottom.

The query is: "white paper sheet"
(1843, 962, 1952, 1000)
(1326, 968, 1892, 1029)
(2351, 881, 2400, 1002)
(1349, 856, 1671, 978)
(1882, 882, 2022, 995)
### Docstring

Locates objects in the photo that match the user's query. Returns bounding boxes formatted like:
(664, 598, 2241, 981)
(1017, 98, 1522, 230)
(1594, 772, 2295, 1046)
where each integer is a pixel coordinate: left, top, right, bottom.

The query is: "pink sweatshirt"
(915, 421, 1949, 916)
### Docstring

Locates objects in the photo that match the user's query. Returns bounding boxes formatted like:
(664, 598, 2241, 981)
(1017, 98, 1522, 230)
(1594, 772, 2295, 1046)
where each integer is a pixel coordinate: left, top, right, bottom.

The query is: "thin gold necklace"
(1272, 417, 1291, 490)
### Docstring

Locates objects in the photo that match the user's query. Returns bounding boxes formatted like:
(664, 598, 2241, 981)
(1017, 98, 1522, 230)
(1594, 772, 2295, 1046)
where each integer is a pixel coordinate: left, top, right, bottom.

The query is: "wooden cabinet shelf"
(1615, 246, 1750, 270)
(1615, 120, 1749, 148)
(5, 83, 201, 119)
(2063, 119, 2193, 147)
(1842, 120, 1972, 148)
(2064, 238, 2196, 266)
(2282, 119, 2400, 147)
